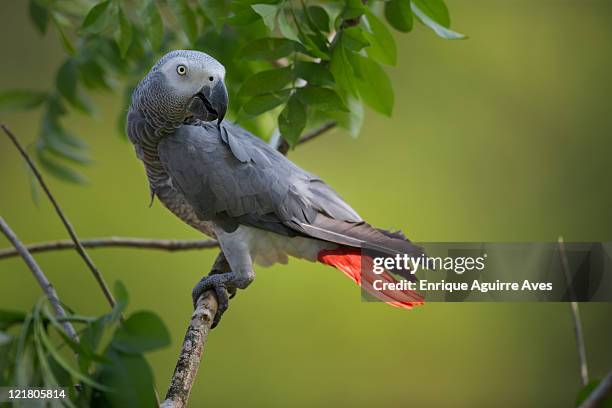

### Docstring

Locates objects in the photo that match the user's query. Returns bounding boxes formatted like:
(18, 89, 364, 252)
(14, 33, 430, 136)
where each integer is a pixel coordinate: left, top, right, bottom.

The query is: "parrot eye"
(209, 76, 214, 82)
(176, 65, 187, 76)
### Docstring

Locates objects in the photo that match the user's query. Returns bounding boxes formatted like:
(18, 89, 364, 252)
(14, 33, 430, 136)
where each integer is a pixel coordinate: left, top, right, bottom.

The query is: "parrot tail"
(317, 247, 424, 309)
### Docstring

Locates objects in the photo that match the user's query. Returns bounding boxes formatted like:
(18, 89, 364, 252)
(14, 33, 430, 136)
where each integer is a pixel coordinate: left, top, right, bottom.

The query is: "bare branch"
(161, 291, 217, 408)
(0, 237, 219, 260)
(578, 370, 612, 408)
(0, 216, 78, 340)
(1, 124, 116, 309)
(558, 236, 589, 386)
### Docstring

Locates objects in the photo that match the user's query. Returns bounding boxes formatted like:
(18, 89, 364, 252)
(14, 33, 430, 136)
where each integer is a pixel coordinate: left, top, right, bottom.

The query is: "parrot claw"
(208, 267, 237, 298)
(191, 273, 236, 329)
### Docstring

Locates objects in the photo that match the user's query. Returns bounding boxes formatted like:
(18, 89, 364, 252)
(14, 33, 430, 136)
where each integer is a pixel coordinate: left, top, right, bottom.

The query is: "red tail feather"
(317, 247, 424, 309)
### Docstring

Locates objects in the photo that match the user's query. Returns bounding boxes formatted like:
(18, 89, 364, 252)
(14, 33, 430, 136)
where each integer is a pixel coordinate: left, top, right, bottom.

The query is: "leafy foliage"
(1, 0, 464, 182)
(0, 282, 170, 406)
(0, 1, 465, 404)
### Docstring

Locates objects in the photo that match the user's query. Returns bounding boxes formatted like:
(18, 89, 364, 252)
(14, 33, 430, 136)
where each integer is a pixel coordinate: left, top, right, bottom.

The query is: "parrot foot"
(208, 267, 237, 299)
(192, 272, 241, 328)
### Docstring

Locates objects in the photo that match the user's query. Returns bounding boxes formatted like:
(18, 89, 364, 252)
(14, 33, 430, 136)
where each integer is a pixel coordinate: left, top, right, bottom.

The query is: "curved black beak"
(196, 80, 228, 126)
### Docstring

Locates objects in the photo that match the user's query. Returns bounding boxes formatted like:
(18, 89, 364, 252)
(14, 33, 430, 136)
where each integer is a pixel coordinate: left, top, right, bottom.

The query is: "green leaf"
(296, 86, 347, 112)
(79, 59, 111, 90)
(412, 0, 449, 27)
(0, 331, 14, 384)
(298, 33, 329, 59)
(227, 4, 260, 25)
(293, 9, 328, 59)
(299, 6, 330, 59)
(352, 55, 394, 116)
(176, 0, 198, 44)
(0, 310, 27, 330)
(41, 306, 109, 369)
(198, 0, 231, 30)
(342, 27, 369, 51)
(47, 94, 67, 117)
(251, 4, 278, 31)
(294, 61, 334, 87)
(29, 0, 49, 34)
(112, 280, 129, 321)
(337, 0, 366, 24)
(52, 10, 71, 27)
(81, 0, 113, 33)
(243, 89, 291, 116)
(0, 90, 47, 111)
(42, 134, 91, 165)
(14, 314, 34, 389)
(240, 37, 303, 60)
(115, 281, 129, 308)
(34, 303, 111, 391)
(41, 116, 86, 149)
(363, 11, 397, 66)
(56, 60, 93, 114)
(238, 67, 294, 98)
(32, 322, 61, 390)
(385, 0, 413, 32)
(411, 2, 465, 39)
(78, 308, 121, 374)
(112, 311, 171, 354)
(145, 2, 164, 50)
(95, 348, 157, 407)
(36, 148, 87, 184)
(330, 35, 357, 96)
(307, 6, 330, 32)
(56, 60, 77, 101)
(278, 94, 306, 147)
(330, 97, 364, 138)
(117, 7, 133, 58)
(278, 10, 300, 41)
(56, 23, 75, 55)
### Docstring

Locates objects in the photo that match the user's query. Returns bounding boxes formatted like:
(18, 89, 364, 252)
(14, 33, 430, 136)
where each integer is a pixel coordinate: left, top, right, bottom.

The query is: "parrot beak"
(193, 80, 228, 126)
(211, 80, 228, 126)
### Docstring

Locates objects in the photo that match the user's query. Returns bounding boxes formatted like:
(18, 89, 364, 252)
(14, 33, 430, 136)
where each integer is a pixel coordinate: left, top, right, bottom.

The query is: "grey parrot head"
(131, 50, 228, 126)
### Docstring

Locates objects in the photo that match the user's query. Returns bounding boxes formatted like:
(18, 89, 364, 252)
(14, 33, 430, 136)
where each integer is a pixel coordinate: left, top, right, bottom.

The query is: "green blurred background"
(1, 1, 612, 406)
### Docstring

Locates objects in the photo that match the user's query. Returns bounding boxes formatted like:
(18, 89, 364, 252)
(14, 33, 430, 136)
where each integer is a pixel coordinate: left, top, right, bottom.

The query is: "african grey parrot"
(127, 50, 423, 327)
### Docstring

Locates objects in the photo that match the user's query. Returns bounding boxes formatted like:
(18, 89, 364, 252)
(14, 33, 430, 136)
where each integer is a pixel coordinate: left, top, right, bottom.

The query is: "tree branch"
(1, 124, 116, 309)
(163, 120, 338, 407)
(160, 291, 218, 408)
(578, 370, 612, 408)
(0, 237, 218, 260)
(0, 216, 78, 341)
(278, 121, 337, 155)
(558, 236, 589, 386)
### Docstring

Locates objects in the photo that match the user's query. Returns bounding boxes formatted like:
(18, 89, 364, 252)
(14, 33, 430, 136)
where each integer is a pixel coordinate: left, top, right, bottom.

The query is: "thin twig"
(578, 370, 612, 408)
(299, 121, 337, 146)
(163, 120, 338, 407)
(278, 120, 337, 155)
(558, 236, 589, 386)
(0, 237, 219, 260)
(1, 124, 116, 309)
(0, 216, 78, 341)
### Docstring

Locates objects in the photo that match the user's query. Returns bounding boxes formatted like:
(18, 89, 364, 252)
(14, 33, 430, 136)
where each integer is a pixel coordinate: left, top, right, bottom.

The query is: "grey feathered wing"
(158, 121, 423, 258)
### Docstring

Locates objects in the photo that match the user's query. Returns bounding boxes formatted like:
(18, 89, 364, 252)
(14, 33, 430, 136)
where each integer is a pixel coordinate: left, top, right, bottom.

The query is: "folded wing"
(158, 121, 422, 259)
